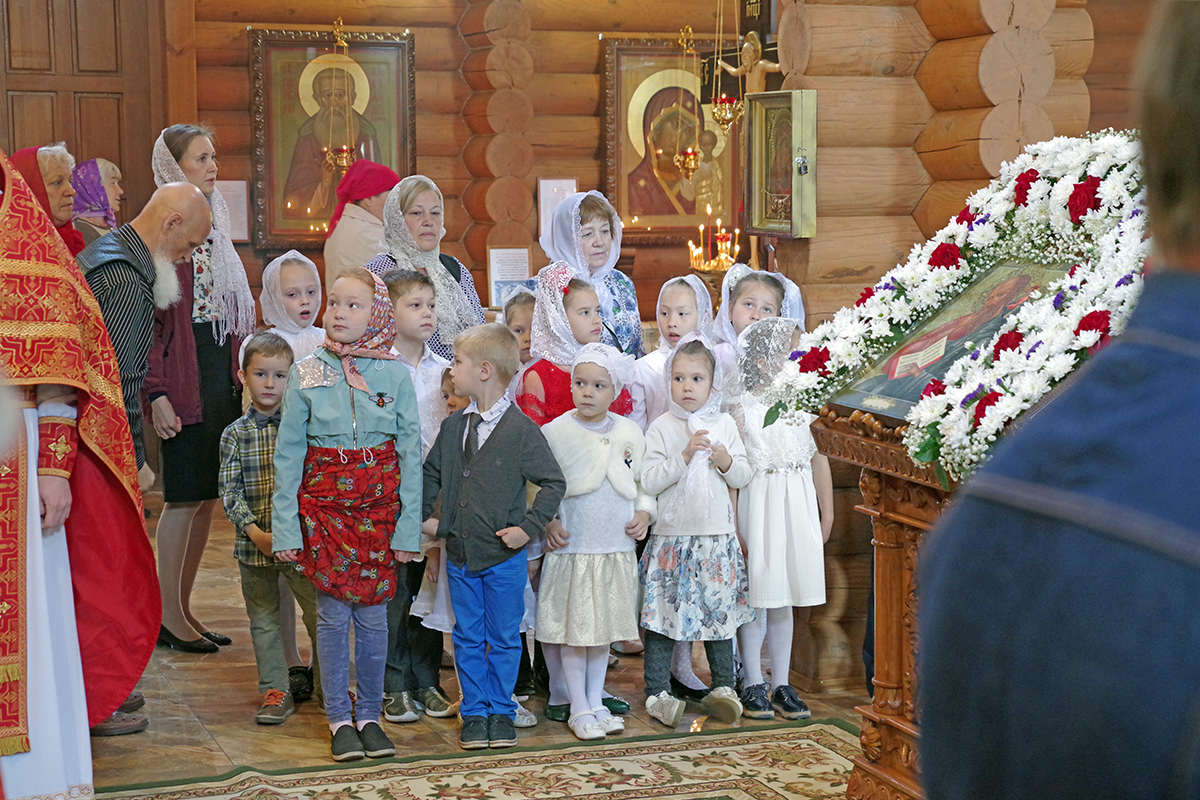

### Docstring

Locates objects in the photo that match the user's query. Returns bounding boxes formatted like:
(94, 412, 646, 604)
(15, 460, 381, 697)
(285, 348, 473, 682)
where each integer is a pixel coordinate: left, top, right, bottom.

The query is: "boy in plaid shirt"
(220, 332, 319, 724)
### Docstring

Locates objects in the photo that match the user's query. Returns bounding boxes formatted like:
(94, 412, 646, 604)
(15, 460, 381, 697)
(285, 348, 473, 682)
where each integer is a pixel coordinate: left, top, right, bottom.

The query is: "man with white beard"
(78, 182, 213, 489)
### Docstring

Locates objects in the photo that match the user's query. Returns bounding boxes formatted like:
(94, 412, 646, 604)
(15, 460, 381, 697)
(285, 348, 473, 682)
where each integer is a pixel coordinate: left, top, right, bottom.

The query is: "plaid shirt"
(219, 408, 281, 568)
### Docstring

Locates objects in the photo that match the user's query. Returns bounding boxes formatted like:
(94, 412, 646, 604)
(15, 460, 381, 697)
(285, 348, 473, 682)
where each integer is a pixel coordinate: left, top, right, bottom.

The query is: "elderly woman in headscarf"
(146, 123, 256, 655)
(364, 175, 485, 361)
(10, 143, 86, 256)
(323, 159, 400, 286)
(72, 158, 124, 246)
(542, 190, 644, 358)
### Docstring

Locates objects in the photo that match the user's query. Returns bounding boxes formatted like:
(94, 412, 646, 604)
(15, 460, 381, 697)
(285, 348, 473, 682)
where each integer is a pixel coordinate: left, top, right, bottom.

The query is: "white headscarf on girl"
(572, 342, 636, 394)
(530, 261, 590, 365)
(540, 190, 625, 321)
(655, 274, 714, 353)
(152, 129, 255, 343)
(261, 250, 325, 358)
(381, 175, 476, 349)
(713, 264, 805, 346)
(660, 329, 725, 525)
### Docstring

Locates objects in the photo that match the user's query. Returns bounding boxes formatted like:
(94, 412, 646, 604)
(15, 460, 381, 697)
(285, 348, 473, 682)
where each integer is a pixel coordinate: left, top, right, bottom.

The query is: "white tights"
(561, 644, 609, 723)
(737, 607, 794, 687)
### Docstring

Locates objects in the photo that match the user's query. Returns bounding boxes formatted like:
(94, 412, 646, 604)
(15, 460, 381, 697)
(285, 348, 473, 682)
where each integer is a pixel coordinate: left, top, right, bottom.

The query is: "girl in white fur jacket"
(537, 344, 655, 742)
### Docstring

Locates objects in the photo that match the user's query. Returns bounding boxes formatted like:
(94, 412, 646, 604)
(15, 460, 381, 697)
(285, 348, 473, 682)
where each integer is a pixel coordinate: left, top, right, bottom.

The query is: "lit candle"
(706, 204, 713, 259)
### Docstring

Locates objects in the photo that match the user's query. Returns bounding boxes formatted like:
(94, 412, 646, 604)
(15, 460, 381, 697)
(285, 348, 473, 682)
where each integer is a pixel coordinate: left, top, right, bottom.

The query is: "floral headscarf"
(323, 270, 397, 393)
(71, 159, 116, 229)
(540, 190, 625, 321)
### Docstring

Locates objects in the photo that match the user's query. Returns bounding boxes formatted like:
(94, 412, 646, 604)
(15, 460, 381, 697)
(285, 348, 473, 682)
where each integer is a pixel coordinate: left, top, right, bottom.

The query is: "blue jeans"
(315, 590, 388, 724)
(446, 553, 526, 719)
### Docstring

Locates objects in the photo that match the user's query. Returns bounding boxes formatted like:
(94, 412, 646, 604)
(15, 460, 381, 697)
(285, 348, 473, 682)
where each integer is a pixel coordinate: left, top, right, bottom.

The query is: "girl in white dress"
(538, 344, 654, 740)
(727, 317, 834, 720)
(711, 263, 804, 380)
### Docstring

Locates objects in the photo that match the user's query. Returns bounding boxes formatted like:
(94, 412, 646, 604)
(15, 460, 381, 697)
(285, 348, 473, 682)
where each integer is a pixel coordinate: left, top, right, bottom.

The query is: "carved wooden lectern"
(811, 406, 950, 800)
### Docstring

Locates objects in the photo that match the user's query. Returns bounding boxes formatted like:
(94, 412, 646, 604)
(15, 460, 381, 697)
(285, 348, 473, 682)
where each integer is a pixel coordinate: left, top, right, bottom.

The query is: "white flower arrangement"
(766, 130, 1147, 483)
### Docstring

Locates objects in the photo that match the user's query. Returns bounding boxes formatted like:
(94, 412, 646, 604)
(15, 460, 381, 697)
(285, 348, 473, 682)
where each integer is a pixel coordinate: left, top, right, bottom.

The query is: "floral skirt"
(639, 533, 753, 641)
(536, 551, 640, 647)
(297, 441, 400, 605)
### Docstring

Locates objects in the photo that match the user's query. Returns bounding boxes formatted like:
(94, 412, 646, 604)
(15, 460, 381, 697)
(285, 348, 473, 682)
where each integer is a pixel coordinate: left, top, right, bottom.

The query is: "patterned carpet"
(97, 719, 860, 800)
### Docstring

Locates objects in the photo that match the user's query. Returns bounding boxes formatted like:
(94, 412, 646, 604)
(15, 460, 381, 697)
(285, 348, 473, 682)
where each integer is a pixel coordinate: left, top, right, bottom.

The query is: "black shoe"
(488, 713, 517, 748)
(289, 666, 314, 701)
(460, 715, 489, 750)
(199, 630, 232, 647)
(513, 678, 536, 699)
(740, 682, 774, 719)
(157, 625, 218, 654)
(357, 721, 396, 757)
(330, 725, 365, 761)
(770, 685, 812, 720)
(670, 675, 710, 703)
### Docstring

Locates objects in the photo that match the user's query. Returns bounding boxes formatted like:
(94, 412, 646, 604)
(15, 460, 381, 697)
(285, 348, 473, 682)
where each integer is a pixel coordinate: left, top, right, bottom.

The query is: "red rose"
(1014, 169, 1039, 207)
(972, 391, 1002, 428)
(955, 206, 977, 225)
(1075, 309, 1112, 354)
(797, 346, 831, 376)
(1068, 175, 1103, 224)
(992, 331, 1025, 361)
(929, 242, 963, 269)
(922, 379, 946, 398)
(856, 286, 875, 306)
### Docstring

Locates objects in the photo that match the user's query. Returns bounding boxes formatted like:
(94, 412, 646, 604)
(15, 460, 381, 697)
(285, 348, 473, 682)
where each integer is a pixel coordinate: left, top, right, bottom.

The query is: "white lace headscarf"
(540, 190, 624, 317)
(660, 329, 724, 525)
(713, 264, 805, 346)
(152, 129, 255, 343)
(530, 261, 591, 365)
(381, 175, 475, 349)
(655, 274, 714, 353)
(572, 342, 636, 394)
(261, 250, 325, 357)
(731, 317, 802, 401)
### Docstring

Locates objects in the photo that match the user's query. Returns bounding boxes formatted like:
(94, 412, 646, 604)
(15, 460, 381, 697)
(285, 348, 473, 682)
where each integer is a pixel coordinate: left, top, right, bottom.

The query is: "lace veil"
(530, 261, 589, 365)
(713, 264, 805, 346)
(381, 175, 475, 348)
(572, 342, 635, 394)
(731, 317, 802, 400)
(152, 130, 255, 343)
(655, 274, 714, 353)
(261, 250, 325, 356)
(540, 190, 624, 316)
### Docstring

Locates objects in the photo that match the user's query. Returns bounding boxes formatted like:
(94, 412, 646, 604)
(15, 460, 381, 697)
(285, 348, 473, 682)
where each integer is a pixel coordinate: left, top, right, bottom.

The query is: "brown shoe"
(90, 711, 149, 737)
(118, 691, 145, 713)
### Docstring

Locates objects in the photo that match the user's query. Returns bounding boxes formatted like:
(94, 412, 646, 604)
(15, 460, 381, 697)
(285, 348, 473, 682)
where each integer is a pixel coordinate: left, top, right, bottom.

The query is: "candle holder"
(711, 94, 744, 138)
(325, 145, 358, 172)
(673, 147, 700, 181)
(689, 231, 738, 305)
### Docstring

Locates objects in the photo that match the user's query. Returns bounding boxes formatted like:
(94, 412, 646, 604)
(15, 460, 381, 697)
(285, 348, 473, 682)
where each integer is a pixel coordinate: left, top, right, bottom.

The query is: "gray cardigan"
(422, 404, 566, 572)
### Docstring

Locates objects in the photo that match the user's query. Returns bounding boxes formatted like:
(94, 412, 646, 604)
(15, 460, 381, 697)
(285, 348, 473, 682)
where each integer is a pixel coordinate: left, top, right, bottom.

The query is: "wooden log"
(524, 157, 602, 192)
(1088, 33, 1140, 76)
(912, 179, 990, 238)
(804, 215, 926, 284)
(915, 100, 1054, 180)
(526, 73, 600, 117)
(460, 0, 531, 48)
(194, 0, 466, 28)
(1084, 71, 1136, 116)
(194, 22, 468, 71)
(207, 120, 251, 154)
(1086, 0, 1151, 35)
(915, 0, 1055, 40)
(463, 219, 534, 267)
(817, 147, 933, 217)
(462, 41, 535, 91)
(196, 66, 249, 111)
(778, 0, 811, 78)
(462, 132, 535, 179)
(443, 196, 471, 243)
(526, 116, 601, 157)
(805, 5, 936, 78)
(462, 88, 535, 135)
(795, 282, 867, 324)
(520, 0, 716, 34)
(166, 0, 198, 124)
(462, 175, 535, 223)
(415, 114, 473, 158)
(1056, 0, 1086, 7)
(788, 76, 934, 148)
(525, 30, 677, 75)
(416, 155, 473, 197)
(1043, 8, 1094, 79)
(416, 72, 472, 116)
(916, 28, 1055, 111)
(215, 153, 250, 181)
(1044, 78, 1090, 137)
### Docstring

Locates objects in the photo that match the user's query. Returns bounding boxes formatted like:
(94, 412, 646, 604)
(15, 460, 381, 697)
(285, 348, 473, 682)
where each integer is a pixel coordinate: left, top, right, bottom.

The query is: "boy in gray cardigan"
(422, 323, 565, 750)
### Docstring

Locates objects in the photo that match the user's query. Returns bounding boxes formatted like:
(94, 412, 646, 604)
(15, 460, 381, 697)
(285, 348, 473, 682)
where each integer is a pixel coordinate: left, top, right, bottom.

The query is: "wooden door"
(0, 0, 163, 224)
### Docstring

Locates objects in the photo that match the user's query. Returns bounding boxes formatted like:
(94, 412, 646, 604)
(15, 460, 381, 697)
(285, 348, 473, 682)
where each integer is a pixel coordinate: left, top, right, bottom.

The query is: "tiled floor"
(91, 493, 869, 789)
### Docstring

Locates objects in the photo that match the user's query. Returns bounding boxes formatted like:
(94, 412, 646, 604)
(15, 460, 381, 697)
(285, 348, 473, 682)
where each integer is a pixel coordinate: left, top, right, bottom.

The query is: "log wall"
(1085, 0, 1151, 132)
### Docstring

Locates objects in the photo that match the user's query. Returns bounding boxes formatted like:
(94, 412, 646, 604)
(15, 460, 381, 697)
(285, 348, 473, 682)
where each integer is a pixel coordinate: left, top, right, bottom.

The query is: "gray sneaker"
(357, 720, 396, 757)
(415, 686, 456, 718)
(255, 690, 294, 724)
(383, 690, 420, 723)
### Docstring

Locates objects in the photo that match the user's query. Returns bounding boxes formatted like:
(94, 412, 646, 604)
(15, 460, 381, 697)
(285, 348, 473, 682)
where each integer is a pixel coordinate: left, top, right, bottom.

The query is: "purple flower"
(1069, 285, 1079, 292)
(1053, 290, 1066, 310)
(970, 350, 980, 361)
(1115, 273, 1134, 287)
(1025, 340, 1043, 359)
(960, 383, 987, 408)
(880, 281, 897, 292)
(1130, 208, 1143, 218)
(788, 350, 802, 361)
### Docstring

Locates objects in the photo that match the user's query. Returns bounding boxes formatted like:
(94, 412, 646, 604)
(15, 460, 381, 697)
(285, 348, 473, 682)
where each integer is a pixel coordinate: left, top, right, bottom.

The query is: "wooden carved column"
(460, 0, 537, 298)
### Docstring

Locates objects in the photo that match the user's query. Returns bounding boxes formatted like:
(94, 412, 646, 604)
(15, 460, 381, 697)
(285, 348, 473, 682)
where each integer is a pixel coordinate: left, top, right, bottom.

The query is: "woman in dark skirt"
(146, 124, 256, 652)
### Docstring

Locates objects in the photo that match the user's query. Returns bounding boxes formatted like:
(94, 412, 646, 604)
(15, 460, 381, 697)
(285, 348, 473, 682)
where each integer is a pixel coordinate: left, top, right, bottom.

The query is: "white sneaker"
(512, 695, 538, 728)
(568, 712, 606, 741)
(701, 685, 743, 723)
(645, 691, 685, 728)
(592, 706, 625, 734)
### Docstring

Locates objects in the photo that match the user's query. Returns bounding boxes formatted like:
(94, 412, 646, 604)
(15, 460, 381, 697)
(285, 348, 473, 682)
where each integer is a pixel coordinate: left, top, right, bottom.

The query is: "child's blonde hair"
(730, 271, 785, 307)
(503, 291, 536, 325)
(562, 278, 597, 312)
(333, 268, 377, 294)
(454, 323, 520, 382)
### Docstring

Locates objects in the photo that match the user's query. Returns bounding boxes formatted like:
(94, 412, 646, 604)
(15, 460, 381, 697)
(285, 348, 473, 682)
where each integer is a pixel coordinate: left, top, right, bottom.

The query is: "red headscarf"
(10, 146, 88, 256)
(327, 159, 401, 237)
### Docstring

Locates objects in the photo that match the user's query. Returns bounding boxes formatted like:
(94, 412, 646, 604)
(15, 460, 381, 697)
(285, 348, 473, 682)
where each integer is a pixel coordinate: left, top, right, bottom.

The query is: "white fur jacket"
(542, 412, 657, 521)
